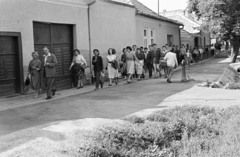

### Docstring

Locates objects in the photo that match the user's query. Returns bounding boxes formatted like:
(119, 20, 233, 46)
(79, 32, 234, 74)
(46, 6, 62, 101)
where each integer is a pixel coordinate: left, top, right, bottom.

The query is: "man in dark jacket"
(147, 45, 154, 78)
(43, 47, 58, 100)
(141, 47, 148, 79)
(92, 49, 104, 90)
(152, 44, 161, 78)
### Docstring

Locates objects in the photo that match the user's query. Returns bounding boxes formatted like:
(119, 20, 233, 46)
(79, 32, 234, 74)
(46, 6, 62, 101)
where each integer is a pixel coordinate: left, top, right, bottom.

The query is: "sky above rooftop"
(138, 0, 189, 13)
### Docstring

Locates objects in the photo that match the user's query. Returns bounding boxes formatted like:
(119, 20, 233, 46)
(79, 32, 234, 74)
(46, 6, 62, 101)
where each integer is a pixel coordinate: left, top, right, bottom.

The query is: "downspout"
(179, 25, 184, 47)
(88, 0, 96, 77)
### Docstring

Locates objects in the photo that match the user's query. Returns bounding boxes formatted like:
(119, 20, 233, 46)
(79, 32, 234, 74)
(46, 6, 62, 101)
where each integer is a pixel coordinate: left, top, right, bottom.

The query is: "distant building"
(160, 9, 211, 49)
(0, 0, 183, 96)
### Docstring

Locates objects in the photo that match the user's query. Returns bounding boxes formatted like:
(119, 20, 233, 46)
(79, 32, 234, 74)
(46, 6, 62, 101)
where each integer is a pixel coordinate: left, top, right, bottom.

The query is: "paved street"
(0, 58, 229, 137)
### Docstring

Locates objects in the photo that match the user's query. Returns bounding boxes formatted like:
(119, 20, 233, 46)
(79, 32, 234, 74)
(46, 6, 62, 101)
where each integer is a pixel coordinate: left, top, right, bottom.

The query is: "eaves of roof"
(137, 12, 183, 26)
(168, 14, 200, 26)
(130, 0, 183, 26)
(97, 0, 134, 8)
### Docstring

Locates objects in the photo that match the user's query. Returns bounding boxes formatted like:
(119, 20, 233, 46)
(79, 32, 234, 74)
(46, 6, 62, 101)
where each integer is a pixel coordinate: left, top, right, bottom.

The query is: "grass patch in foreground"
(82, 106, 240, 157)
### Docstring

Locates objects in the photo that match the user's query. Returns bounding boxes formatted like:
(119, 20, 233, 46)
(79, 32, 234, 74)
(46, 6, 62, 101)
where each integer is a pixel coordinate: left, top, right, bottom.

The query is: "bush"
(122, 115, 145, 124)
(83, 106, 240, 157)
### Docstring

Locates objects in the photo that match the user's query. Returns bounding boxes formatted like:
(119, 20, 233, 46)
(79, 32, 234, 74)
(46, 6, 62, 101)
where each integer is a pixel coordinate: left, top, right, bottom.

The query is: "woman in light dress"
(199, 46, 204, 61)
(193, 47, 200, 62)
(27, 51, 42, 98)
(125, 46, 139, 83)
(185, 49, 192, 69)
(107, 48, 118, 86)
(69, 49, 87, 89)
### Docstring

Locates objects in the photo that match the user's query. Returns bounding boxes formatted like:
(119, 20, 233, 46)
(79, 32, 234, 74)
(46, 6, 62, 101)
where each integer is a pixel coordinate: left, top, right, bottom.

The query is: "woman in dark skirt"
(27, 51, 42, 98)
(69, 49, 87, 89)
(121, 48, 128, 79)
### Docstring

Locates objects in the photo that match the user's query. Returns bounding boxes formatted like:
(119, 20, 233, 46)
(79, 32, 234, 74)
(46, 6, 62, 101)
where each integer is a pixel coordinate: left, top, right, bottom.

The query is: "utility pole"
(158, 0, 159, 14)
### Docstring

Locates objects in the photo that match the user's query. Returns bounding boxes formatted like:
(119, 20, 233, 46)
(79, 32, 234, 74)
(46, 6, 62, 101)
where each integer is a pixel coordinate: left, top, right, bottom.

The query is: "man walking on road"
(43, 47, 58, 100)
(164, 48, 178, 83)
(92, 49, 104, 90)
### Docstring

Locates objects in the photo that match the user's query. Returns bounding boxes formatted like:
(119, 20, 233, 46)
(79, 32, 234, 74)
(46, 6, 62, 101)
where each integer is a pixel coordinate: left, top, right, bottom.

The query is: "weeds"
(82, 106, 240, 157)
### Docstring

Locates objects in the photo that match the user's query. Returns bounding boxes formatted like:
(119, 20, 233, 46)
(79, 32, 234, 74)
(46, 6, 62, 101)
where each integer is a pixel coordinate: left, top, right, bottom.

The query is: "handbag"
(160, 60, 167, 66)
(25, 76, 30, 86)
(111, 60, 118, 69)
(80, 63, 86, 69)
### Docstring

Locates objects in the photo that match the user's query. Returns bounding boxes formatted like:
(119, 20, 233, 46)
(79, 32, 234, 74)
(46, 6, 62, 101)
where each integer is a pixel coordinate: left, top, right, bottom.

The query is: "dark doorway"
(0, 33, 23, 97)
(194, 37, 199, 47)
(33, 22, 73, 90)
(167, 35, 173, 47)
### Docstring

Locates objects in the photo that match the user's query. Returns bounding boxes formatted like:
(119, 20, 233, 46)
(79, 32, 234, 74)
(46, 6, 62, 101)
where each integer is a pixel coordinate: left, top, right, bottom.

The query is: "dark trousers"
(147, 63, 153, 78)
(46, 77, 56, 97)
(211, 49, 215, 56)
(180, 55, 185, 63)
(94, 71, 103, 89)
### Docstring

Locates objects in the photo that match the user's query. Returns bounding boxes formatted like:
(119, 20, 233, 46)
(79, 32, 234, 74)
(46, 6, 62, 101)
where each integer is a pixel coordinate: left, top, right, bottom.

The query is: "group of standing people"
(27, 43, 211, 99)
(119, 44, 178, 83)
(178, 45, 210, 69)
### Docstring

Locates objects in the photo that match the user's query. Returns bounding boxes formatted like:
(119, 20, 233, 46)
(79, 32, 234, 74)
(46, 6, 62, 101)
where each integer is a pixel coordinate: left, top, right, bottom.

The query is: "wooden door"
(33, 22, 73, 90)
(0, 36, 20, 96)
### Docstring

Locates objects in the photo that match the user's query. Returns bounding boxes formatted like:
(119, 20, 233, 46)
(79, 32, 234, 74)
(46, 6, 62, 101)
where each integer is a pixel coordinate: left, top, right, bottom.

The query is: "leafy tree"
(187, 0, 240, 62)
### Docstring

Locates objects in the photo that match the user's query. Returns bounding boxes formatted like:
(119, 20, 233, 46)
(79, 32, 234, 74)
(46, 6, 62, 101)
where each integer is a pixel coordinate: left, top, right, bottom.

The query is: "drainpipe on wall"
(88, 0, 96, 78)
(179, 25, 184, 47)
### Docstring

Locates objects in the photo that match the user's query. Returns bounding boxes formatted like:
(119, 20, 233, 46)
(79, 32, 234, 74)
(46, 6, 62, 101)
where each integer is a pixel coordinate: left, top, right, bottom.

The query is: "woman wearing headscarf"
(27, 51, 42, 98)
(69, 49, 87, 89)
